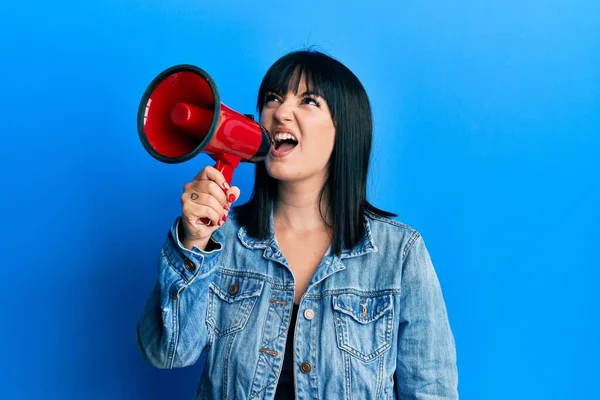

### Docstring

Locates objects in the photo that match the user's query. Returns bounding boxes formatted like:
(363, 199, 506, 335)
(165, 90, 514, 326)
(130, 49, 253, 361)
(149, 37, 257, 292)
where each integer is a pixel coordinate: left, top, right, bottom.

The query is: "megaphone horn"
(137, 64, 272, 224)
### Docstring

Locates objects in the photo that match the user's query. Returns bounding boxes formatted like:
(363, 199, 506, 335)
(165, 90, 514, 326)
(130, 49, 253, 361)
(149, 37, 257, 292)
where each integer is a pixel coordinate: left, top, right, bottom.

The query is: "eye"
(302, 96, 321, 107)
(264, 93, 280, 105)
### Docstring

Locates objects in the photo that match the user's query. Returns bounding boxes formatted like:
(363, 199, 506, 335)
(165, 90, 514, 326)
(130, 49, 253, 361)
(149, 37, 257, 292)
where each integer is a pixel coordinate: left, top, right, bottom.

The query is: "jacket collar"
(237, 205, 378, 260)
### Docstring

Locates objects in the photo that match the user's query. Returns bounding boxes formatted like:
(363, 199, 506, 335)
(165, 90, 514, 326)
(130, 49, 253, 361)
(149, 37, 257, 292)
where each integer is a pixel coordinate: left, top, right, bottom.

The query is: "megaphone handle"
(215, 159, 235, 188)
(199, 159, 235, 226)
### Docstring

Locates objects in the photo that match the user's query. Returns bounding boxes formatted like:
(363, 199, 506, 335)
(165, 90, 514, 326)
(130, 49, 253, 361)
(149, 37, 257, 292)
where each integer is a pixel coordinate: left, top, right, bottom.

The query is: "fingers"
(188, 179, 227, 206)
(182, 203, 221, 227)
(187, 191, 223, 215)
(194, 166, 231, 192)
(225, 186, 241, 204)
(181, 187, 226, 229)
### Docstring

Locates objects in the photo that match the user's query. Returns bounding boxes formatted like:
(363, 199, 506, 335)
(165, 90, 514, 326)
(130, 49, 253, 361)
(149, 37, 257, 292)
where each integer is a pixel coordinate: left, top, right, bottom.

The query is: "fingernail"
(218, 220, 222, 226)
(222, 215, 227, 222)
(222, 181, 230, 190)
(223, 202, 231, 211)
(229, 194, 236, 203)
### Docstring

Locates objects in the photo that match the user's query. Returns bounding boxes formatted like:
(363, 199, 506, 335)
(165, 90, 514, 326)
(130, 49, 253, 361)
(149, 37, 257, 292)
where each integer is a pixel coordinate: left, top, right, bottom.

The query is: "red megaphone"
(137, 64, 272, 224)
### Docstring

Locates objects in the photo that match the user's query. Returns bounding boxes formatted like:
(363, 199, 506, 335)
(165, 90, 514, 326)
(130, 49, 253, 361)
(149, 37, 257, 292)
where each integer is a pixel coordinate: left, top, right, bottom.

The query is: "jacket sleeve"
(395, 233, 459, 399)
(136, 217, 222, 369)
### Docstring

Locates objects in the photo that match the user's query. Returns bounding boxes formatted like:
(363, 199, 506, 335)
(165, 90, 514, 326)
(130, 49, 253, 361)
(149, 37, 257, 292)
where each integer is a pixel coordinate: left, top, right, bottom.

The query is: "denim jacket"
(136, 208, 459, 399)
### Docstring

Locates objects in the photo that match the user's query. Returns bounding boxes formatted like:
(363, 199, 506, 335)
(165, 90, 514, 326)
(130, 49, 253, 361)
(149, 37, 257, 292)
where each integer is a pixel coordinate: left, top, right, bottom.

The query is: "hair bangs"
(256, 52, 336, 115)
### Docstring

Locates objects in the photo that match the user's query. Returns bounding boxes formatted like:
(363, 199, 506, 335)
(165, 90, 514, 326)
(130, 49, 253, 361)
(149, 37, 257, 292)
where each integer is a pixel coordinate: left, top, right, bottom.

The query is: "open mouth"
(273, 133, 299, 152)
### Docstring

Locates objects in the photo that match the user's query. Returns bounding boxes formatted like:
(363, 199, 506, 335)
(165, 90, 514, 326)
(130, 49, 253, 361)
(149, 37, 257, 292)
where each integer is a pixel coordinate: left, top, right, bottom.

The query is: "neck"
(274, 178, 331, 234)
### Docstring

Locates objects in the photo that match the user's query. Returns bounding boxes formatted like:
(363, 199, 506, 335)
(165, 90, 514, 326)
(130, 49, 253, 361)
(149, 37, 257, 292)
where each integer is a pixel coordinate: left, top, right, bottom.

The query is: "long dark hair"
(233, 49, 396, 256)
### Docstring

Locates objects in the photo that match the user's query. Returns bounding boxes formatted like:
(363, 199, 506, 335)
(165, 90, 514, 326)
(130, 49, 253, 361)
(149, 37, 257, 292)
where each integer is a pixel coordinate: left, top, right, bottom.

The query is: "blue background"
(1, 1, 598, 399)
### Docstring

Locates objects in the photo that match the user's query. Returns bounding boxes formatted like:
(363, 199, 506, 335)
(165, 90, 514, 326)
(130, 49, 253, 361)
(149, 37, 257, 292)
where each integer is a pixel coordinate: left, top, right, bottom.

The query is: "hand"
(179, 166, 240, 250)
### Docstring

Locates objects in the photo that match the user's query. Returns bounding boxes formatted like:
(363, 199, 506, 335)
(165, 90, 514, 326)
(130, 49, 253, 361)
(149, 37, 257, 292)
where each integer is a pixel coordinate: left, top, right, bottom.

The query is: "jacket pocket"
(206, 273, 264, 338)
(332, 293, 394, 362)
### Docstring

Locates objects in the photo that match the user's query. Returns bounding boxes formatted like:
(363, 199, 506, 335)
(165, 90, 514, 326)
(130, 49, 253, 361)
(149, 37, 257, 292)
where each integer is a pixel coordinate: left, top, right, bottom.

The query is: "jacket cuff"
(162, 217, 223, 282)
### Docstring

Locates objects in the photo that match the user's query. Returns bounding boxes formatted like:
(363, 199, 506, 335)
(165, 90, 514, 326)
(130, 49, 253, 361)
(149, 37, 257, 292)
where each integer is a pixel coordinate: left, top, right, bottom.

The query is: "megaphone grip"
(199, 159, 235, 226)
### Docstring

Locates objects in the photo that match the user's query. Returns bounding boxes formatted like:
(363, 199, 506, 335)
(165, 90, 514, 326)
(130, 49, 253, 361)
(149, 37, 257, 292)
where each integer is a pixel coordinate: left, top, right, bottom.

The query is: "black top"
(274, 303, 299, 399)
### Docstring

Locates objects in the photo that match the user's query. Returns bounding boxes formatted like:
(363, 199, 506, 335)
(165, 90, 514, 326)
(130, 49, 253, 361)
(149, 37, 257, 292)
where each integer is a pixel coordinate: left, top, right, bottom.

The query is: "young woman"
(137, 50, 459, 399)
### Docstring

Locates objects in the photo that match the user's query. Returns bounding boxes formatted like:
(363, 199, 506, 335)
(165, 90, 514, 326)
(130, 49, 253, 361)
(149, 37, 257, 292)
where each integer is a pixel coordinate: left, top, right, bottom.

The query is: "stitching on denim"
(403, 231, 420, 259)
(168, 233, 201, 276)
(161, 247, 190, 283)
(222, 333, 235, 399)
(250, 356, 281, 399)
(339, 217, 378, 259)
(210, 276, 264, 303)
(167, 297, 179, 369)
(334, 305, 394, 363)
(333, 294, 393, 322)
(311, 303, 320, 400)
(205, 309, 214, 349)
(252, 304, 289, 397)
(248, 352, 263, 399)
(250, 297, 289, 398)
(216, 268, 295, 291)
(237, 227, 272, 249)
(219, 297, 255, 337)
(344, 352, 352, 400)
(262, 305, 287, 346)
(365, 211, 418, 233)
(305, 288, 401, 300)
(376, 355, 384, 398)
(257, 311, 286, 352)
(254, 376, 281, 399)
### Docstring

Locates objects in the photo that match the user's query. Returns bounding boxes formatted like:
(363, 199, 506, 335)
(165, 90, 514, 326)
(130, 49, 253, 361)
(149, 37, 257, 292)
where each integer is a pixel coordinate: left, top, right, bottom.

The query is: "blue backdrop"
(1, 1, 598, 399)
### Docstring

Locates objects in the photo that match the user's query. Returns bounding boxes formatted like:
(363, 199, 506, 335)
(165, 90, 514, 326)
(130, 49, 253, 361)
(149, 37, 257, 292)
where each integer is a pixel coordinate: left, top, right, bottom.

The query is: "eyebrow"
(265, 89, 323, 98)
(299, 90, 323, 98)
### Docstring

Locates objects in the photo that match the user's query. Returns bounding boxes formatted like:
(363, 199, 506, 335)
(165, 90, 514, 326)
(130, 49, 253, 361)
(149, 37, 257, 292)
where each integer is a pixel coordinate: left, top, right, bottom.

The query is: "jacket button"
(228, 280, 239, 295)
(184, 259, 196, 272)
(300, 362, 312, 373)
(303, 309, 315, 320)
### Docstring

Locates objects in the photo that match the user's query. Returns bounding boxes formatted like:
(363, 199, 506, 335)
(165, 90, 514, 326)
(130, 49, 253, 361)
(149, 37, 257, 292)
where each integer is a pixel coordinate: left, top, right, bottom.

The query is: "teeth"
(274, 133, 298, 142)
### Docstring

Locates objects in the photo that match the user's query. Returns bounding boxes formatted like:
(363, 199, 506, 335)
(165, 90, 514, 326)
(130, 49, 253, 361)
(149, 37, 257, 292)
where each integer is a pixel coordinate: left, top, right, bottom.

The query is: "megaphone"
(136, 64, 272, 224)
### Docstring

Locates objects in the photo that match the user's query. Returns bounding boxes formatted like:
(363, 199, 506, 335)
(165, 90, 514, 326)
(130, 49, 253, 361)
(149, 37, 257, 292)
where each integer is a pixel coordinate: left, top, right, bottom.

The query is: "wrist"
(178, 220, 211, 251)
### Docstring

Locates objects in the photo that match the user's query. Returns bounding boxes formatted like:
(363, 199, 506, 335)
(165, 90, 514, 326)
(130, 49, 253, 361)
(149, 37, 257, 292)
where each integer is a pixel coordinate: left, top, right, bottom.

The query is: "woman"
(137, 50, 459, 399)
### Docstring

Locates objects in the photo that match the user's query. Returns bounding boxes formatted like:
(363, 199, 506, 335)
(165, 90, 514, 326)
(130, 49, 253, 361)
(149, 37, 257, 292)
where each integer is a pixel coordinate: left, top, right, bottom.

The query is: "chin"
(266, 163, 326, 183)
(265, 164, 297, 181)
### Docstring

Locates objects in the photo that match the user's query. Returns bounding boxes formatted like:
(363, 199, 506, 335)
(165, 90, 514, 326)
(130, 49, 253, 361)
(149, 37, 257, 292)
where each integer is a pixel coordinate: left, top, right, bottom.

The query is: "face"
(260, 77, 336, 183)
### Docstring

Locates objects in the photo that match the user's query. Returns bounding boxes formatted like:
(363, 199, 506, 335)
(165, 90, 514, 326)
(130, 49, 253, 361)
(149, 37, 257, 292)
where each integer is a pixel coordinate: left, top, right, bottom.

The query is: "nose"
(273, 100, 294, 123)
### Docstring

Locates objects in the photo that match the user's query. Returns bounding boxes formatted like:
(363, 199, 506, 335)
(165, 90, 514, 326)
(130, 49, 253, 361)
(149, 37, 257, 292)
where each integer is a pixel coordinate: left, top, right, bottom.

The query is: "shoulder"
(364, 209, 419, 235)
(364, 210, 422, 258)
